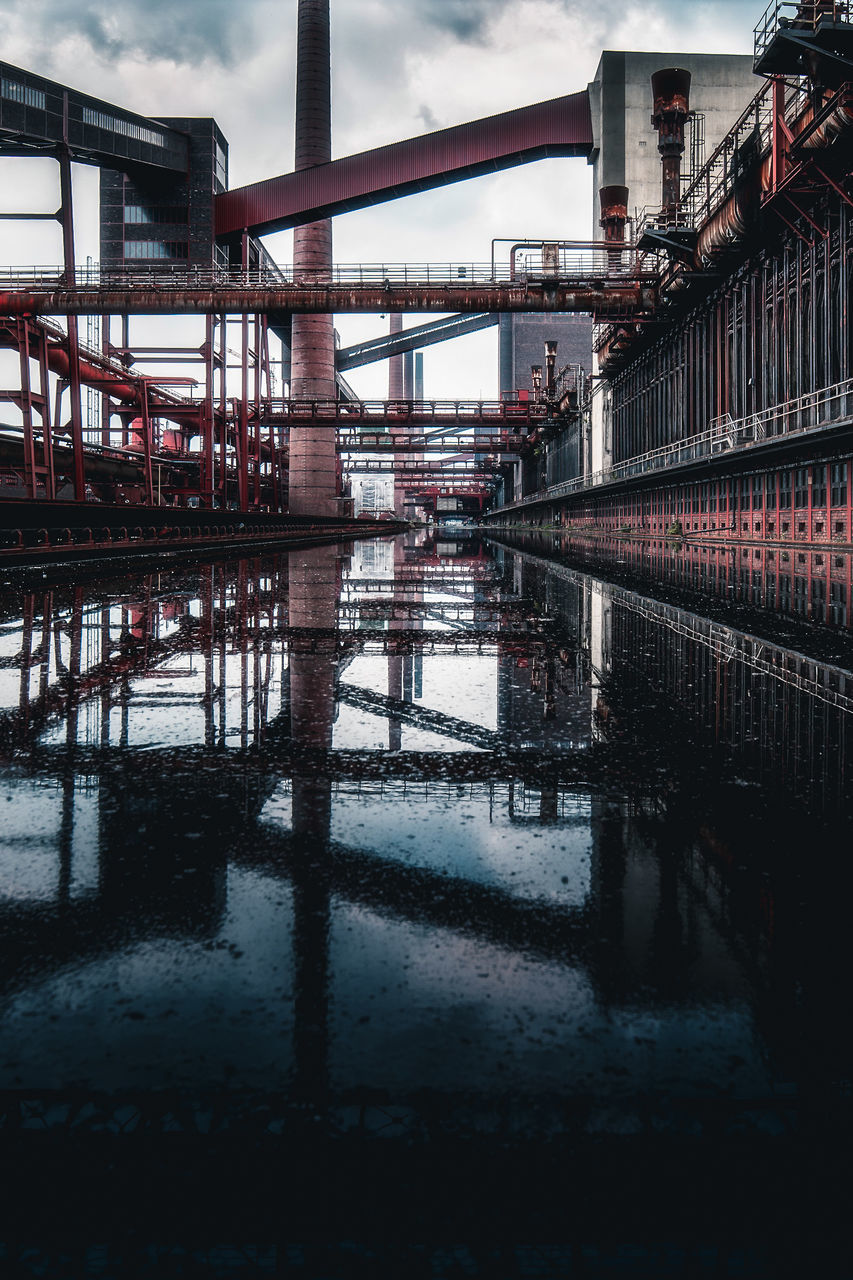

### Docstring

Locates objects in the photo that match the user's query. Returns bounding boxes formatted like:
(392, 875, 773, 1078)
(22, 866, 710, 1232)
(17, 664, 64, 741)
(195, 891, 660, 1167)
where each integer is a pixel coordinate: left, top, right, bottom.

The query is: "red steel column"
(289, 0, 339, 517)
(388, 314, 406, 515)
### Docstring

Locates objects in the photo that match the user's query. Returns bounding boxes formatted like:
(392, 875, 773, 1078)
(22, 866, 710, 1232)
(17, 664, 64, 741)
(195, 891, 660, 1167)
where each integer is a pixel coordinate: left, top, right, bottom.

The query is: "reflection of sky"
(0, 867, 296, 1092)
(38, 650, 289, 750)
(329, 904, 769, 1099)
(329, 794, 591, 908)
(335, 651, 498, 753)
(0, 543, 788, 1112)
(0, 777, 99, 902)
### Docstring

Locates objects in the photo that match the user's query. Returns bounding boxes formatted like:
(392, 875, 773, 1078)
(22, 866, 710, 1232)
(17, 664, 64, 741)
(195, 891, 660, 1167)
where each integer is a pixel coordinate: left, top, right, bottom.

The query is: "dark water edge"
(0, 531, 850, 1277)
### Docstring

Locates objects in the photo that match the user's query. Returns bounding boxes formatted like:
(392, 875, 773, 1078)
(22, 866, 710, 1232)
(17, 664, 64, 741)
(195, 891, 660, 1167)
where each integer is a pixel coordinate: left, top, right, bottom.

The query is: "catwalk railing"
(490, 377, 853, 513)
(0, 255, 659, 317)
(754, 0, 852, 65)
(0, 247, 652, 290)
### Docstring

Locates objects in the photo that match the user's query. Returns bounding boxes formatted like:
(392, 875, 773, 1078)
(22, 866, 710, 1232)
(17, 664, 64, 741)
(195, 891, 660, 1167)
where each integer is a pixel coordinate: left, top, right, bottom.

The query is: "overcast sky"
(1, 0, 755, 399)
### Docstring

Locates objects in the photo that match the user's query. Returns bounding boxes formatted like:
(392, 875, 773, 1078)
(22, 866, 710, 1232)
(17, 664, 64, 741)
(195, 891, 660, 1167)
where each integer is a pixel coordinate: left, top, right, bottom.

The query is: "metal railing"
(0, 250, 657, 292)
(262, 397, 546, 422)
(492, 377, 853, 512)
(616, 588, 853, 714)
(755, 0, 851, 64)
(635, 75, 815, 250)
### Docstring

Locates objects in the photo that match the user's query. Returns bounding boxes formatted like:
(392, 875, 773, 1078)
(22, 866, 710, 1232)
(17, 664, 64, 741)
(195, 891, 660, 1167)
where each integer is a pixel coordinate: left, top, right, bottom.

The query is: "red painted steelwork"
(215, 91, 593, 238)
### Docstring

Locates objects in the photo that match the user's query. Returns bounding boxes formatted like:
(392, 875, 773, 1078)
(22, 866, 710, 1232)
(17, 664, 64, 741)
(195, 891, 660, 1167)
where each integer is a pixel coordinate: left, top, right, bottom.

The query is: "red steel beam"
(215, 91, 593, 238)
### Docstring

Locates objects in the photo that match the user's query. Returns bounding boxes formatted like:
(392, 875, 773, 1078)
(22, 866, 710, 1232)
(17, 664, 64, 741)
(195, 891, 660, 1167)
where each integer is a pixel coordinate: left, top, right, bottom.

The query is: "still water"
(0, 531, 850, 1277)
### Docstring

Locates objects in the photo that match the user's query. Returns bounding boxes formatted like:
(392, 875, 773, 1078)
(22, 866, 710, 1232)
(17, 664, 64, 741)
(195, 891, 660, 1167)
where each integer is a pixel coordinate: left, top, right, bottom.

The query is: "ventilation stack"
(651, 69, 691, 217)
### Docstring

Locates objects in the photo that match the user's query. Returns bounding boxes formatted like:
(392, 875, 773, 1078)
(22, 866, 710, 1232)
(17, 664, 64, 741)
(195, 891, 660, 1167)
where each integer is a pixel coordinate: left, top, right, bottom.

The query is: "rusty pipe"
(651, 69, 691, 214)
(544, 341, 557, 395)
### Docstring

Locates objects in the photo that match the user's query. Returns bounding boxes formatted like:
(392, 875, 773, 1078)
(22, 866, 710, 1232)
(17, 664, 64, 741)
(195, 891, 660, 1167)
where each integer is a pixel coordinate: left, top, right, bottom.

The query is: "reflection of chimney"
(651, 69, 691, 215)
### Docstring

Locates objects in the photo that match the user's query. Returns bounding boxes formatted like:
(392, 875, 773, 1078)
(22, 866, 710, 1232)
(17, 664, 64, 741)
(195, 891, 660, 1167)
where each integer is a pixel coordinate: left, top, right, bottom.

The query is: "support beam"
(336, 313, 499, 371)
(215, 91, 593, 237)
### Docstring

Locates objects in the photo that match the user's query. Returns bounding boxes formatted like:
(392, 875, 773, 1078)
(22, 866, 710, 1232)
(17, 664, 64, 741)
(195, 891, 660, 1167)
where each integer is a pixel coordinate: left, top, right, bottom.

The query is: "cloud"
(0, 0, 253, 69)
(416, 0, 517, 43)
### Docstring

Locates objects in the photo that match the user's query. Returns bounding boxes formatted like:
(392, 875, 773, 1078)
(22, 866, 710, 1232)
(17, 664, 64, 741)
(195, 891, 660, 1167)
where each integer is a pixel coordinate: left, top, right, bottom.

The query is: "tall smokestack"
(651, 68, 691, 217)
(289, 0, 338, 516)
(388, 314, 404, 399)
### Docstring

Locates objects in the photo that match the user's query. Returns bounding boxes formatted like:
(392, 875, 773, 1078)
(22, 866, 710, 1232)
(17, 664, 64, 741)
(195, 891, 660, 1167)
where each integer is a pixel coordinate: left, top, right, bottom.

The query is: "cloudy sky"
(0, 0, 755, 398)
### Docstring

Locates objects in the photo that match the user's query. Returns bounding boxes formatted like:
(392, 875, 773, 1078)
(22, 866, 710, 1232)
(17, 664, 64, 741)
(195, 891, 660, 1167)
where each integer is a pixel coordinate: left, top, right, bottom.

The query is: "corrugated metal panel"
(216, 90, 592, 237)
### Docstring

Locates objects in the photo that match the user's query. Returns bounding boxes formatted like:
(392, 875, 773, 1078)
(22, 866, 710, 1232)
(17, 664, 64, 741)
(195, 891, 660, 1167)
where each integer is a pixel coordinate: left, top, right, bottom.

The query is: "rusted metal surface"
(216, 91, 593, 238)
(651, 69, 691, 214)
(0, 282, 657, 316)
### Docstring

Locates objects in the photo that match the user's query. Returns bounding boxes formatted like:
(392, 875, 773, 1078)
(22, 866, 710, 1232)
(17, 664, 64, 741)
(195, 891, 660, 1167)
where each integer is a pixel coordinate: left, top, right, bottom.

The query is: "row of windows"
(124, 205, 188, 225)
(1, 77, 45, 110)
(214, 141, 227, 188)
(82, 106, 166, 149)
(124, 240, 188, 260)
(643, 469, 850, 516)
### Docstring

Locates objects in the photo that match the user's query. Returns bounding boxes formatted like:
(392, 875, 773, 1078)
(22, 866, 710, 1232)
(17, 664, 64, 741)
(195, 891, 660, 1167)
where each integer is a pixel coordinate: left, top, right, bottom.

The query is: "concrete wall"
(588, 50, 757, 227)
(499, 313, 593, 396)
(587, 51, 757, 478)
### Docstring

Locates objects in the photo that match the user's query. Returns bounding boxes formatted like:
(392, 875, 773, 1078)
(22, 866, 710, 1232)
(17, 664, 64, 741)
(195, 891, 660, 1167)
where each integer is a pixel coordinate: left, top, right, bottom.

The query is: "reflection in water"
(0, 531, 850, 1273)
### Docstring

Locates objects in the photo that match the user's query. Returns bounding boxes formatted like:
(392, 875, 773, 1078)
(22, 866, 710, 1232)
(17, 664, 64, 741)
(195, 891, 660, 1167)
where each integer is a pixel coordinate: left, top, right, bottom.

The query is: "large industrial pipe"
(599, 185, 629, 271)
(599, 186, 629, 242)
(0, 326, 192, 427)
(651, 69, 691, 215)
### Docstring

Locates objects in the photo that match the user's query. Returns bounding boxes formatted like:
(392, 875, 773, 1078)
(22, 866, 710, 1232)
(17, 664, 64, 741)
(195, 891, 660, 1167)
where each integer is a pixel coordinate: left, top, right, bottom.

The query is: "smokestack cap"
(651, 68, 691, 109)
(599, 185, 629, 214)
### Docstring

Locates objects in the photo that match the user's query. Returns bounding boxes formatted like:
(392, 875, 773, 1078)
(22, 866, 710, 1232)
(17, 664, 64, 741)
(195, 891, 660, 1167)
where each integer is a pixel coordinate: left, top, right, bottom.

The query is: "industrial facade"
(0, 1, 851, 546)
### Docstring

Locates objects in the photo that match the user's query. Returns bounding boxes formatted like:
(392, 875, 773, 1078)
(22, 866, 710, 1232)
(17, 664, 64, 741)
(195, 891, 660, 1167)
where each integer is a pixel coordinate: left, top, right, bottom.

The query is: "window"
(780, 470, 792, 509)
(214, 141, 227, 188)
(740, 476, 751, 511)
(124, 240, 188, 260)
(83, 106, 166, 149)
(124, 205, 187, 224)
(794, 468, 809, 508)
(829, 581, 847, 626)
(752, 473, 763, 509)
(1, 78, 45, 110)
(831, 463, 847, 508)
(813, 464, 827, 509)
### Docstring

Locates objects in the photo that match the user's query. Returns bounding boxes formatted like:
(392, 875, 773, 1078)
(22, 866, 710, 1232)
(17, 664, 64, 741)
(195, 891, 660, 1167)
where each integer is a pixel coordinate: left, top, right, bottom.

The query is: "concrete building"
(587, 51, 757, 476)
(498, 313, 593, 398)
(588, 51, 756, 229)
